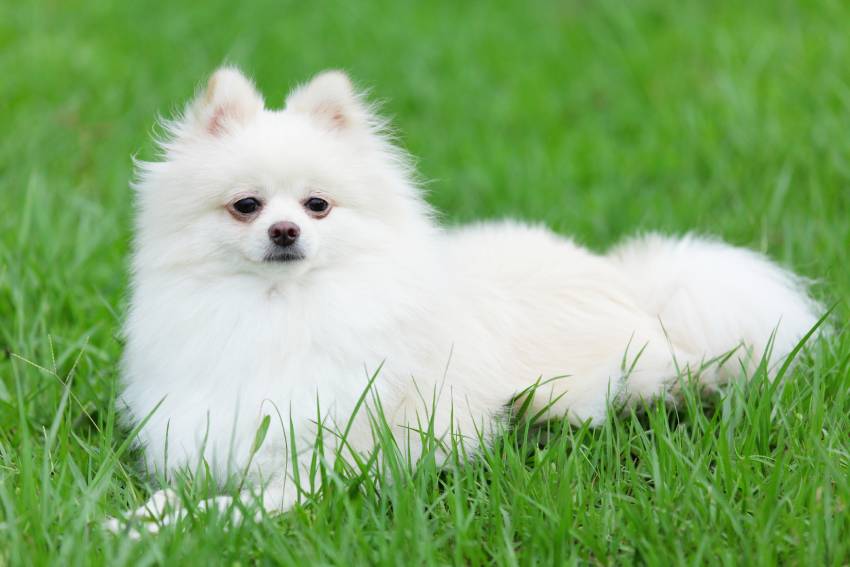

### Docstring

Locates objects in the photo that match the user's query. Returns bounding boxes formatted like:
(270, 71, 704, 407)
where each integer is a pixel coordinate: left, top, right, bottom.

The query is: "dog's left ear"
(285, 70, 371, 132)
(184, 66, 264, 137)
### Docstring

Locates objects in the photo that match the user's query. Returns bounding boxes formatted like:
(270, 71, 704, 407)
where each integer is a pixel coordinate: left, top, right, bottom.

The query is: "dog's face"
(134, 68, 430, 280)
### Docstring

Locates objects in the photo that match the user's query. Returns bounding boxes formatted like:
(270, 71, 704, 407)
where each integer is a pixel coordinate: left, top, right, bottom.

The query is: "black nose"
(268, 221, 300, 247)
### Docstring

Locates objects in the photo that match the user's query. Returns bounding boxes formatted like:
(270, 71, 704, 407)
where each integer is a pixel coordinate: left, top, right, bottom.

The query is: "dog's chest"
(123, 279, 406, 475)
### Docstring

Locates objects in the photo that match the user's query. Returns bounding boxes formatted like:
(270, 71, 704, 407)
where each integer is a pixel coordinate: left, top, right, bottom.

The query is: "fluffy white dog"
(115, 67, 821, 530)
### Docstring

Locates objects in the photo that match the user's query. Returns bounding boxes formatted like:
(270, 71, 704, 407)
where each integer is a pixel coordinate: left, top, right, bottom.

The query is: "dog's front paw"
(103, 488, 185, 539)
(103, 489, 256, 539)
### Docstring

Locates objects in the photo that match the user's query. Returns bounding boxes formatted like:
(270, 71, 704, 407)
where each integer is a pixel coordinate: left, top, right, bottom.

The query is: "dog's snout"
(268, 221, 300, 247)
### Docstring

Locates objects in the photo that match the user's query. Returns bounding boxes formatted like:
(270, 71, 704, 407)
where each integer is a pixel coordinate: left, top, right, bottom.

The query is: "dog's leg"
(527, 328, 714, 426)
(104, 479, 299, 538)
(103, 489, 184, 539)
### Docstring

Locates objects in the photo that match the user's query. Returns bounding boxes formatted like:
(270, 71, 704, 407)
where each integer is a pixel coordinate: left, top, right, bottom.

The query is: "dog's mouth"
(263, 248, 306, 263)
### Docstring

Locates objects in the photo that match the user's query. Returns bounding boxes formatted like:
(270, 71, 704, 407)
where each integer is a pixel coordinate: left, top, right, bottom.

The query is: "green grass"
(2, 0, 849, 564)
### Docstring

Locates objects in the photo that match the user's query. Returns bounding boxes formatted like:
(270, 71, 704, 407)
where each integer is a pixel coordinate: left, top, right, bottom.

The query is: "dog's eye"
(232, 197, 261, 215)
(304, 197, 331, 218)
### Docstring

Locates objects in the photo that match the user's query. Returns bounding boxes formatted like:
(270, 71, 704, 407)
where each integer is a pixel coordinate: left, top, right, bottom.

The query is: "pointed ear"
(185, 67, 264, 136)
(285, 70, 370, 132)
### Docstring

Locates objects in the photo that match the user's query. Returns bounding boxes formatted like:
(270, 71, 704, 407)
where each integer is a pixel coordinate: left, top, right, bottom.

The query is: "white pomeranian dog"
(115, 66, 821, 530)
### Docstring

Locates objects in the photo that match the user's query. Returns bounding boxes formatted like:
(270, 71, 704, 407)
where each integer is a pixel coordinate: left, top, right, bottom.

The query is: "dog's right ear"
(181, 67, 264, 137)
(285, 70, 371, 134)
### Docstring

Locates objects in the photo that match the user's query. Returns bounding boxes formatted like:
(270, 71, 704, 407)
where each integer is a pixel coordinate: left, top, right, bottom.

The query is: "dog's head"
(134, 67, 432, 280)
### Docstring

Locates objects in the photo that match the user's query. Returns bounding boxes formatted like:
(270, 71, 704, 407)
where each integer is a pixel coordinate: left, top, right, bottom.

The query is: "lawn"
(1, 0, 849, 564)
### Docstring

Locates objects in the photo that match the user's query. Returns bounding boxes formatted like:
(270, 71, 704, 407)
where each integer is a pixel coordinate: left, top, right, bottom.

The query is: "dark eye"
(232, 197, 261, 215)
(304, 197, 331, 217)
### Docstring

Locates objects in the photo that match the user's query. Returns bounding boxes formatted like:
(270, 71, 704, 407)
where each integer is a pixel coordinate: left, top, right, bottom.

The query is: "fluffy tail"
(608, 233, 823, 381)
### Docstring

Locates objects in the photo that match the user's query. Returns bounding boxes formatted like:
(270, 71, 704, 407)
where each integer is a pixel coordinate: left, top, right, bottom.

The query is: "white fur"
(118, 67, 821, 523)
